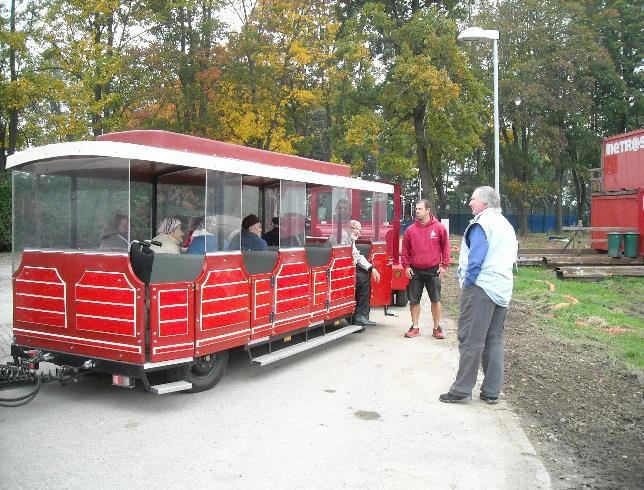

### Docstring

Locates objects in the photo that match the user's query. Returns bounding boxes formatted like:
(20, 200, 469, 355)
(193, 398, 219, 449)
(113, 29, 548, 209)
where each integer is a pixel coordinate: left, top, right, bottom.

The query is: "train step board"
(252, 324, 364, 366)
(149, 380, 193, 395)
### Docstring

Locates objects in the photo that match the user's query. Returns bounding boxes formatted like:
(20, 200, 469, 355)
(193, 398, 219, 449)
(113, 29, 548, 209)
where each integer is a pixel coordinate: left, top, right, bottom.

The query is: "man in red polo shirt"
(401, 199, 451, 339)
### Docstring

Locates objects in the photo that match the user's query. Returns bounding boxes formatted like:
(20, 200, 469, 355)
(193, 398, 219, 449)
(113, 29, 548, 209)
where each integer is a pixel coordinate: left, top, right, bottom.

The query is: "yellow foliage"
(291, 88, 317, 106)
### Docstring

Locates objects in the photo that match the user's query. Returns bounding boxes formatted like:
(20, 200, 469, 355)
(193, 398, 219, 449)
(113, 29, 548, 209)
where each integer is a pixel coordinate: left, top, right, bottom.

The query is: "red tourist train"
(591, 128, 644, 257)
(8, 130, 408, 394)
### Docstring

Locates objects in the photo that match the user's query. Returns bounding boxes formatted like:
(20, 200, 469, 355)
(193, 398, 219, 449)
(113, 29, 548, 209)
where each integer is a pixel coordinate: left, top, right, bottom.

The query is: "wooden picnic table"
(559, 223, 638, 254)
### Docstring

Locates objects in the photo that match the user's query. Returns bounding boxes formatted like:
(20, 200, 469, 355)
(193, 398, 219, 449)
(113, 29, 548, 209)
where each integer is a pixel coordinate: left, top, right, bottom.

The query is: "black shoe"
(480, 393, 499, 404)
(353, 315, 376, 327)
(439, 392, 472, 404)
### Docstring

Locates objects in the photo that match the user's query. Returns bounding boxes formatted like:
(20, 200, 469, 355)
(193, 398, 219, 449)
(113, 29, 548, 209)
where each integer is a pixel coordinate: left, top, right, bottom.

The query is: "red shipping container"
(602, 128, 644, 192)
(591, 188, 644, 256)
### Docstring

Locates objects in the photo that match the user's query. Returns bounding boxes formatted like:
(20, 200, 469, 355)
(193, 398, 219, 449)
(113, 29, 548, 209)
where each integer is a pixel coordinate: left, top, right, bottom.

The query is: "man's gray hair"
(473, 186, 500, 208)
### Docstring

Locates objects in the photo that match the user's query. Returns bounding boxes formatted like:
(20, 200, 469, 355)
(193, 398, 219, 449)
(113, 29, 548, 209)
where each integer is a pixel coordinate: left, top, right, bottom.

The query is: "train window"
(330, 187, 352, 246)
(207, 170, 241, 252)
(279, 180, 306, 248)
(316, 190, 332, 221)
(242, 184, 260, 220)
(359, 192, 373, 222)
(372, 192, 388, 242)
(13, 157, 130, 257)
(262, 185, 279, 232)
(156, 168, 206, 247)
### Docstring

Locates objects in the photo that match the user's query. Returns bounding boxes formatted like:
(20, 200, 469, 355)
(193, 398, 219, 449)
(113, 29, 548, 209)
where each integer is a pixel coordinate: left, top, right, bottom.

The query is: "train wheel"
(184, 350, 230, 393)
(395, 290, 408, 307)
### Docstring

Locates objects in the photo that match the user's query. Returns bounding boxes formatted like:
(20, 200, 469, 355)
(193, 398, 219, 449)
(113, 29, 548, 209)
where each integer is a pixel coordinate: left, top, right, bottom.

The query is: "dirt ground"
(440, 271, 643, 489)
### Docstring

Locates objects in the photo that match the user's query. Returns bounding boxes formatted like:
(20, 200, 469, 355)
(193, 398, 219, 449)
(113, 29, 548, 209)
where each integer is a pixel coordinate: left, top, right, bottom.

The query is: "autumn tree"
(357, 2, 486, 216)
(132, 0, 226, 135)
(206, 0, 337, 154)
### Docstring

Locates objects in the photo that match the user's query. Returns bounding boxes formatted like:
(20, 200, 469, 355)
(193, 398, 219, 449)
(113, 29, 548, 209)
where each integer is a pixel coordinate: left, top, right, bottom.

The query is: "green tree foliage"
(359, 2, 486, 215)
(208, 0, 338, 154)
(469, 0, 627, 233)
(128, 0, 226, 135)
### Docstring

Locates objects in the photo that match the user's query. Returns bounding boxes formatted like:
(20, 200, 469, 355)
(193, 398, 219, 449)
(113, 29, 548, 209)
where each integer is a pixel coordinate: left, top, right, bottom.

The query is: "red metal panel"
(390, 263, 408, 291)
(194, 254, 251, 356)
(75, 316, 135, 336)
(12, 251, 145, 364)
(250, 274, 272, 339)
(14, 309, 66, 330)
(14, 294, 65, 314)
(591, 189, 644, 256)
(75, 302, 134, 321)
(75, 286, 133, 304)
(369, 243, 392, 307)
(149, 283, 194, 362)
(602, 129, 644, 192)
(14, 266, 66, 329)
(309, 267, 328, 323)
(75, 271, 136, 336)
(15, 280, 65, 298)
(273, 250, 311, 335)
(327, 246, 355, 318)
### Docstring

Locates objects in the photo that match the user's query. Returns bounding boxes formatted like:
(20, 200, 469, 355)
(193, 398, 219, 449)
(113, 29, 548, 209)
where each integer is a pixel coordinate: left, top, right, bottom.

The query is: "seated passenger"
(328, 199, 352, 246)
(150, 217, 184, 254)
(99, 213, 129, 250)
(240, 214, 268, 251)
(187, 216, 218, 254)
(183, 216, 203, 248)
(262, 217, 279, 247)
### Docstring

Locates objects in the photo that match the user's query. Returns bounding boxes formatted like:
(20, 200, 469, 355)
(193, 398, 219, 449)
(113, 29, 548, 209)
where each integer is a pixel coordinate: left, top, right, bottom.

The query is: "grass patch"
(513, 267, 644, 370)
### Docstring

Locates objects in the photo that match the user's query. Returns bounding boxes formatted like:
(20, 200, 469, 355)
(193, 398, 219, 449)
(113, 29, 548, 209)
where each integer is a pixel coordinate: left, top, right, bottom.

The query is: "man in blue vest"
(440, 186, 517, 404)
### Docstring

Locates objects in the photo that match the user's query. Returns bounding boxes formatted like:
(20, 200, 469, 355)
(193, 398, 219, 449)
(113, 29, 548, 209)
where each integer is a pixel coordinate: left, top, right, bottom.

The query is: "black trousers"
(355, 267, 371, 318)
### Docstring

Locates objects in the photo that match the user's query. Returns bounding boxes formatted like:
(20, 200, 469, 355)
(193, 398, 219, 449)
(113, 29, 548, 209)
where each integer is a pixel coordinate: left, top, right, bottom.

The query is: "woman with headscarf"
(150, 217, 184, 254)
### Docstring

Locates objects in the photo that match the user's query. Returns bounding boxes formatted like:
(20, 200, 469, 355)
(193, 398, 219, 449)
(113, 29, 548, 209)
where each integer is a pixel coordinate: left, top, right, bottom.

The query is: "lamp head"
(458, 27, 499, 42)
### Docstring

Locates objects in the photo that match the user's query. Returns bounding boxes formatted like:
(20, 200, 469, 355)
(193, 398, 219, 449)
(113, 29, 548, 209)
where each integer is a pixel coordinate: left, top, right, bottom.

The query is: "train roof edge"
(97, 130, 352, 178)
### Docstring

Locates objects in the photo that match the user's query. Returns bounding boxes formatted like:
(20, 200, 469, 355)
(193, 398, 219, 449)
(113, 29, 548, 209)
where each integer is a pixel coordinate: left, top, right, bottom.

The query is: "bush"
(0, 172, 11, 251)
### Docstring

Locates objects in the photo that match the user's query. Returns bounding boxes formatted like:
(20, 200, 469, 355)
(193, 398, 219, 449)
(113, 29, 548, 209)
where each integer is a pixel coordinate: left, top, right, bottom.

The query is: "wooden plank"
(561, 226, 638, 232)
(518, 248, 599, 255)
(544, 256, 644, 267)
(555, 265, 644, 280)
(516, 257, 545, 266)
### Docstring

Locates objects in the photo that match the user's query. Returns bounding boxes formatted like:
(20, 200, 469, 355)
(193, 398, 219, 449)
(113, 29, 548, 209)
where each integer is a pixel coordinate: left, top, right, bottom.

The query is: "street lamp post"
(458, 27, 500, 196)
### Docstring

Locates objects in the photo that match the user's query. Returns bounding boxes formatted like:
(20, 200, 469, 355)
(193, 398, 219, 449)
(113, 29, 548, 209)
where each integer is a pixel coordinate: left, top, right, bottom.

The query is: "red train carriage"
(8, 130, 408, 394)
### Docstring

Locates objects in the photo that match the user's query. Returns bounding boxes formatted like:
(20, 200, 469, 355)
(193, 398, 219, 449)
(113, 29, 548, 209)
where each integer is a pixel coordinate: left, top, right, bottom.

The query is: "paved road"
(0, 256, 551, 489)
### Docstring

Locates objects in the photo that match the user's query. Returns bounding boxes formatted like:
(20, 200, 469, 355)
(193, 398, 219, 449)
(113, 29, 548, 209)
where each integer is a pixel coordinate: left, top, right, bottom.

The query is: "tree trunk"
(571, 166, 587, 223)
(413, 103, 433, 210)
(431, 150, 446, 218)
(518, 205, 528, 236)
(92, 14, 103, 138)
(7, 0, 19, 161)
(555, 167, 564, 233)
(322, 101, 332, 162)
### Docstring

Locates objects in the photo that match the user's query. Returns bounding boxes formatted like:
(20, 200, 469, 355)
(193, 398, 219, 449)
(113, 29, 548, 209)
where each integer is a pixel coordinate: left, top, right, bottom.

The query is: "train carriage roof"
(7, 130, 393, 194)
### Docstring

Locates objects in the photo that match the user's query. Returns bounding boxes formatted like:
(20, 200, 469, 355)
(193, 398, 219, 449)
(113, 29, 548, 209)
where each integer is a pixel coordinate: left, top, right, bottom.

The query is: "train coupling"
(1, 348, 99, 406)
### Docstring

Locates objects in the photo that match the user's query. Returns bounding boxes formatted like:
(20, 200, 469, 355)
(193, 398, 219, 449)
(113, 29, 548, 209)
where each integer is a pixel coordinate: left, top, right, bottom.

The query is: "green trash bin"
(623, 233, 640, 258)
(607, 232, 623, 258)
